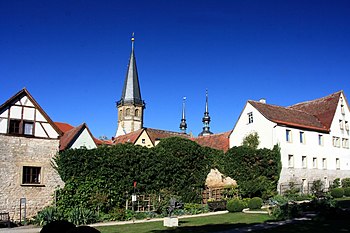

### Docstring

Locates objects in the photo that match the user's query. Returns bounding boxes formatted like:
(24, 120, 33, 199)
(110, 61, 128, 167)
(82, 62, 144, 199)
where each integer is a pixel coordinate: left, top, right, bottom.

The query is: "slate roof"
(194, 131, 231, 152)
(117, 39, 144, 106)
(249, 91, 344, 132)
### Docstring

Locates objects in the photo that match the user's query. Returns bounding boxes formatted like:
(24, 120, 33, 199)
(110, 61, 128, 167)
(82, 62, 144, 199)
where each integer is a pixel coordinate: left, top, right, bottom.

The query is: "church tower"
(179, 97, 187, 134)
(116, 35, 145, 137)
(198, 90, 213, 136)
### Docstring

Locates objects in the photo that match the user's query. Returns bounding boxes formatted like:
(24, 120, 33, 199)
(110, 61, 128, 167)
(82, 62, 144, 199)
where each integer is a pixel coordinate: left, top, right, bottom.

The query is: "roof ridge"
(289, 91, 342, 108)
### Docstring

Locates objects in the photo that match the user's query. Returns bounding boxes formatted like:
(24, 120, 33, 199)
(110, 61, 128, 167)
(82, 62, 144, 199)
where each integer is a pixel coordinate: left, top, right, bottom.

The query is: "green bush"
(341, 178, 350, 188)
(226, 199, 245, 212)
(248, 197, 263, 210)
(184, 203, 208, 215)
(34, 206, 63, 226)
(330, 178, 341, 189)
(330, 188, 344, 198)
(343, 187, 350, 197)
(67, 207, 97, 225)
(311, 180, 324, 198)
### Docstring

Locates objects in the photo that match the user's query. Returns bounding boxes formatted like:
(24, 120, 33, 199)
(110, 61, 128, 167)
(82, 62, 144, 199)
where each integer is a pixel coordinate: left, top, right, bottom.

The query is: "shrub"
(68, 207, 97, 225)
(184, 203, 208, 215)
(343, 187, 350, 197)
(330, 178, 341, 189)
(226, 199, 245, 212)
(330, 188, 344, 198)
(341, 178, 350, 188)
(311, 180, 324, 198)
(34, 206, 63, 226)
(248, 197, 263, 210)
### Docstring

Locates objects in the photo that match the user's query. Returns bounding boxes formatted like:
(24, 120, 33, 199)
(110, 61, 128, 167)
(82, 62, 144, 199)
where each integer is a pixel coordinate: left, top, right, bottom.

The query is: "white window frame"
(322, 158, 327, 170)
(286, 129, 292, 143)
(302, 156, 307, 168)
(312, 157, 317, 169)
(318, 134, 324, 146)
(299, 131, 305, 144)
(288, 154, 294, 168)
(333, 136, 340, 147)
(336, 158, 340, 170)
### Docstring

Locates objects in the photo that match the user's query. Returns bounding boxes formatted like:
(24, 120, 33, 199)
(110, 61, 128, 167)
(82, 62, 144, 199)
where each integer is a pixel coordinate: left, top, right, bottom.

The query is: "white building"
(230, 91, 350, 192)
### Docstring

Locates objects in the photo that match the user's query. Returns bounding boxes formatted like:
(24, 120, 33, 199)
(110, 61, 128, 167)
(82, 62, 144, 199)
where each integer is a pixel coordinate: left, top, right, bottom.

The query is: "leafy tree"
(242, 132, 260, 149)
(223, 145, 281, 198)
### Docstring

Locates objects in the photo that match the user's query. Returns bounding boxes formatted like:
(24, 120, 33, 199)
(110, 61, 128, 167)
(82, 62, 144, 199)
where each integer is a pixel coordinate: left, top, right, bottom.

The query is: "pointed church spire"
(198, 89, 213, 136)
(179, 97, 187, 134)
(116, 34, 145, 137)
(118, 33, 144, 106)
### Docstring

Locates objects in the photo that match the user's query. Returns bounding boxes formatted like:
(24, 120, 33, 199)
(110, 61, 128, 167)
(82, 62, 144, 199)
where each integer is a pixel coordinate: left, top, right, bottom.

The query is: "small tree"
(242, 132, 260, 149)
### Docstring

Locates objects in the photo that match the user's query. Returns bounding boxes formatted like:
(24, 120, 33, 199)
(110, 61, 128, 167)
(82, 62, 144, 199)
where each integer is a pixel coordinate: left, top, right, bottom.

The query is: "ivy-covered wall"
(54, 137, 281, 214)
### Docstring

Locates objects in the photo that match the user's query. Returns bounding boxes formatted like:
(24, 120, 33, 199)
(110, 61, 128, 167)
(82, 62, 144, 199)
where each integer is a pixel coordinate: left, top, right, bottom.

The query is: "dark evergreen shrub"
(248, 197, 263, 210)
(343, 187, 350, 197)
(226, 199, 244, 212)
(330, 188, 344, 198)
(341, 178, 350, 188)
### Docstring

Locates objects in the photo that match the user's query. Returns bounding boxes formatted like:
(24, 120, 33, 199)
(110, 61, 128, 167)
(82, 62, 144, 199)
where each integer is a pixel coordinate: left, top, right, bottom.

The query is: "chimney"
(259, 98, 266, 104)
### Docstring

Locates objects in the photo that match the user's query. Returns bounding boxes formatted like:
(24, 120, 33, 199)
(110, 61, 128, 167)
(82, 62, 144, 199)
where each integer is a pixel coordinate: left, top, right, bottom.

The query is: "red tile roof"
(54, 122, 97, 150)
(193, 131, 231, 152)
(288, 91, 342, 130)
(249, 91, 344, 132)
(145, 128, 190, 145)
(113, 128, 144, 144)
(55, 122, 74, 133)
(113, 128, 189, 146)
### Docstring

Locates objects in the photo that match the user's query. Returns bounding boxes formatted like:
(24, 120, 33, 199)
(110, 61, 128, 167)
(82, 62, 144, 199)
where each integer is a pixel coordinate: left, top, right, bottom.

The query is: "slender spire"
(179, 97, 187, 134)
(198, 89, 213, 136)
(117, 33, 144, 107)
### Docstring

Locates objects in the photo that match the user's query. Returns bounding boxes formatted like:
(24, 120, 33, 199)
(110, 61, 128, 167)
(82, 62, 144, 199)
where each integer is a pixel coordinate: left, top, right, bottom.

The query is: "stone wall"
(278, 167, 350, 193)
(0, 135, 64, 221)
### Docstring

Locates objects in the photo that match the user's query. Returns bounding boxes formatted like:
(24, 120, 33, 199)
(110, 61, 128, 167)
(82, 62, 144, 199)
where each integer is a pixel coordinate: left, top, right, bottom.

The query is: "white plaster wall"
(230, 102, 276, 149)
(70, 128, 97, 149)
(9, 106, 21, 119)
(23, 107, 35, 120)
(42, 123, 59, 139)
(0, 119, 7, 134)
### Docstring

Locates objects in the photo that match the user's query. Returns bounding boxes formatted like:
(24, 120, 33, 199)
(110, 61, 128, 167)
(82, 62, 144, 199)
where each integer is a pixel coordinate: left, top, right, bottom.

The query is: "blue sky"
(1, 0, 350, 138)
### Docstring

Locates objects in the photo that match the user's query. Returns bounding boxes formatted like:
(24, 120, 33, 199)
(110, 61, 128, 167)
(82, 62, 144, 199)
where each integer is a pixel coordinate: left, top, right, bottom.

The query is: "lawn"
(95, 213, 272, 233)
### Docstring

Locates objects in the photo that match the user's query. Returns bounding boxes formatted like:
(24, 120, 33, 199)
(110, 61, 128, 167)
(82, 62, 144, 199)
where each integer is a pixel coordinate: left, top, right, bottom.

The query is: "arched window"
(126, 108, 130, 116)
(135, 109, 139, 117)
(118, 110, 122, 119)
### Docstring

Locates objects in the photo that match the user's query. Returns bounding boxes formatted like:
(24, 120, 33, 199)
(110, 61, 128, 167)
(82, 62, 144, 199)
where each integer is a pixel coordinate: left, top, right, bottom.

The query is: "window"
(302, 156, 307, 168)
(126, 108, 130, 116)
(342, 138, 349, 149)
(322, 158, 327, 169)
(340, 120, 344, 130)
(336, 158, 340, 170)
(346, 121, 349, 131)
(313, 157, 317, 168)
(248, 112, 253, 124)
(141, 139, 145, 144)
(286, 130, 292, 142)
(8, 119, 34, 136)
(22, 166, 41, 184)
(9, 119, 20, 134)
(318, 135, 324, 146)
(299, 131, 305, 144)
(23, 122, 33, 135)
(333, 136, 340, 147)
(135, 109, 139, 117)
(288, 155, 294, 167)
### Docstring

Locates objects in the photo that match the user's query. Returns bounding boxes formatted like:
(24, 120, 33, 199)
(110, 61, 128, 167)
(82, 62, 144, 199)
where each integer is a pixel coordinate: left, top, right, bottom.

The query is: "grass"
(95, 212, 272, 233)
